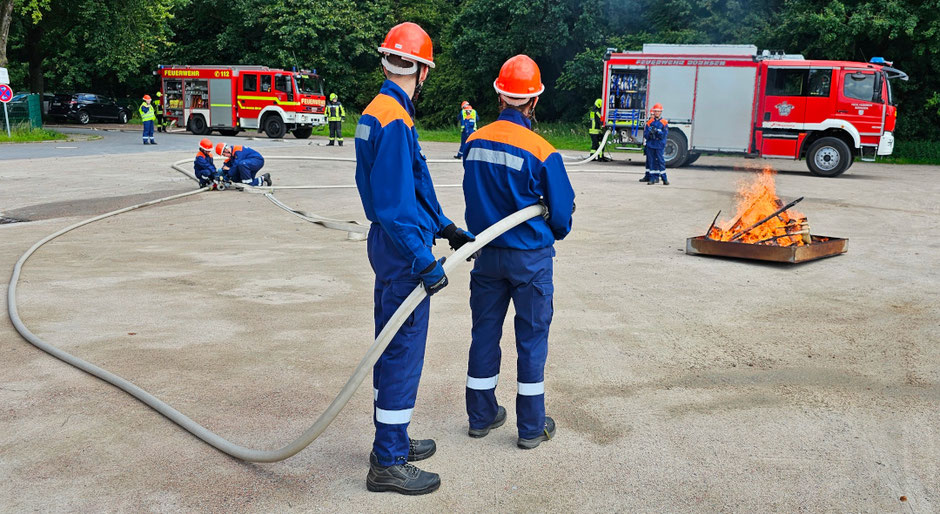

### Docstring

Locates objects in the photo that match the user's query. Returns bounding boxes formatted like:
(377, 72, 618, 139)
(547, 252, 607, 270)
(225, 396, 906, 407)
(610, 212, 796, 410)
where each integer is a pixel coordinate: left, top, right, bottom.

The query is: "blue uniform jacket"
(225, 145, 263, 169)
(644, 118, 668, 150)
(462, 108, 575, 250)
(355, 80, 453, 275)
(194, 153, 215, 181)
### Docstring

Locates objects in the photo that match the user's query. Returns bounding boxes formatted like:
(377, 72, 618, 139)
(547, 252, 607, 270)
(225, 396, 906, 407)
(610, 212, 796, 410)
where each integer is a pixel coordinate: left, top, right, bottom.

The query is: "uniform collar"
(379, 80, 415, 119)
(498, 107, 531, 129)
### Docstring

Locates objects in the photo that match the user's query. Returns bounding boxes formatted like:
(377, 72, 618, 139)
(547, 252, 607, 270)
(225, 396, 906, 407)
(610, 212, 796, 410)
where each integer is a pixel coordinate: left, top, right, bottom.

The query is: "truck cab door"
(834, 69, 883, 139)
(759, 67, 807, 157)
(803, 68, 834, 125)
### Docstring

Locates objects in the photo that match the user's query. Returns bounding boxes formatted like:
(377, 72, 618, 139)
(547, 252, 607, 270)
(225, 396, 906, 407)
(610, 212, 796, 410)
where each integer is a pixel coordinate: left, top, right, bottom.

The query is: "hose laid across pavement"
(7, 178, 544, 462)
(563, 129, 612, 165)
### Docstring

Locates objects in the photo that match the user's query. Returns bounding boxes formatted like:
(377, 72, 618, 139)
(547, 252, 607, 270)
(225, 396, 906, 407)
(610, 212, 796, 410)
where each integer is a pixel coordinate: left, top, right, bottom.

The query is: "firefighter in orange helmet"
(194, 138, 219, 188)
(642, 103, 669, 185)
(355, 21, 473, 496)
(461, 54, 575, 453)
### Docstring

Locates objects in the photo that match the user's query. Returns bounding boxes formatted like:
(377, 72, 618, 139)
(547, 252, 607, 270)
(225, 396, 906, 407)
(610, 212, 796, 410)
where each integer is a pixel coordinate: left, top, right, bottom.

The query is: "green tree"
(8, 0, 178, 94)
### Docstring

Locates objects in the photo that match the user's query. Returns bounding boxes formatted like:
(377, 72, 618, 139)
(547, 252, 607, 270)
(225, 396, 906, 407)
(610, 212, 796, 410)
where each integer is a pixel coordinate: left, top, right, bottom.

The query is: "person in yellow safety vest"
(454, 100, 477, 159)
(588, 98, 609, 161)
(154, 91, 165, 132)
(326, 93, 346, 146)
(139, 94, 156, 145)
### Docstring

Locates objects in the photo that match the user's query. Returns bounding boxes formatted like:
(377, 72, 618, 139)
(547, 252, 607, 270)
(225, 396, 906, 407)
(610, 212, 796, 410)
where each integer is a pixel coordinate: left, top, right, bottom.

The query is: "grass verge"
(0, 124, 67, 143)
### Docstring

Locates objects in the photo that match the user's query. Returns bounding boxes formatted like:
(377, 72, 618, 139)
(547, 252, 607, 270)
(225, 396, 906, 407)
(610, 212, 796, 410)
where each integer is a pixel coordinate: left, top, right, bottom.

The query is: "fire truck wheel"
(188, 115, 210, 136)
(218, 129, 240, 137)
(685, 152, 701, 165)
(664, 130, 689, 168)
(807, 137, 851, 177)
(291, 127, 313, 139)
(264, 116, 287, 139)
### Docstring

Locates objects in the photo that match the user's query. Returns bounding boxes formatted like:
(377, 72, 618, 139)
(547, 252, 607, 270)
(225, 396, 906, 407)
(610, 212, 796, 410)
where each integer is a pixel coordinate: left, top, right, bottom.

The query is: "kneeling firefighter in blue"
(461, 55, 575, 449)
(355, 22, 475, 496)
(194, 138, 219, 187)
(642, 103, 669, 185)
(216, 143, 271, 187)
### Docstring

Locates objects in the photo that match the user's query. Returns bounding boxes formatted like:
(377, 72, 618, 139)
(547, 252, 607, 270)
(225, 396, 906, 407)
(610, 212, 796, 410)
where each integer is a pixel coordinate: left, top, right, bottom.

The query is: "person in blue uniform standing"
(215, 143, 272, 187)
(194, 138, 220, 188)
(355, 21, 475, 496)
(642, 103, 669, 185)
(454, 101, 477, 159)
(461, 55, 575, 450)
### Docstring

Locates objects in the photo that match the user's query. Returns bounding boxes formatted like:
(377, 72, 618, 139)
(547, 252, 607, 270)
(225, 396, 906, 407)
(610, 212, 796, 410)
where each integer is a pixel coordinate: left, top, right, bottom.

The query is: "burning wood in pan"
(706, 169, 826, 246)
(688, 168, 847, 263)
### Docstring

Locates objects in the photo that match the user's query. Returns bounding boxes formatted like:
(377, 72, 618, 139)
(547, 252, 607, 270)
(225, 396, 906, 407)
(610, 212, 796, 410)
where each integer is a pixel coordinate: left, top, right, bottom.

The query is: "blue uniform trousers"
(457, 130, 471, 157)
(368, 224, 432, 466)
(142, 121, 154, 143)
(466, 246, 554, 439)
(231, 157, 265, 185)
(645, 147, 667, 183)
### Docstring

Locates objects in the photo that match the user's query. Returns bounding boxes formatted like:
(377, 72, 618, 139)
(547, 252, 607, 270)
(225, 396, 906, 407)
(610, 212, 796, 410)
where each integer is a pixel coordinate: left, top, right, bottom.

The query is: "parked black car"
(48, 93, 131, 124)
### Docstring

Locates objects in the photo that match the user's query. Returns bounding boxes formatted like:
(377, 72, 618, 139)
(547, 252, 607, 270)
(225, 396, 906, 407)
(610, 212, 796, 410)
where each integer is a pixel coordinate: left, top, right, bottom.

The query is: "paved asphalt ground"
(0, 130, 937, 512)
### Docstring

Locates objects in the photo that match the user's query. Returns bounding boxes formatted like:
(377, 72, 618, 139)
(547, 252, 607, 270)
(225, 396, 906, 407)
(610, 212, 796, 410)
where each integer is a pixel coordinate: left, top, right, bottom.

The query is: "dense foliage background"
(2, 0, 937, 139)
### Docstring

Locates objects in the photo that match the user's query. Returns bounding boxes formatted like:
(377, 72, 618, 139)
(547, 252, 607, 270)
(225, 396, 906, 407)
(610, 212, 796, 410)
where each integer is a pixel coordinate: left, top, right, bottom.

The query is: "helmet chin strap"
(412, 64, 426, 103)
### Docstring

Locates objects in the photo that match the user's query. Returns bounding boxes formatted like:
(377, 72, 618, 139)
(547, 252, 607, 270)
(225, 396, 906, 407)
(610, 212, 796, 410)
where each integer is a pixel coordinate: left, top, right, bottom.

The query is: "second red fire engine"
(602, 45, 908, 177)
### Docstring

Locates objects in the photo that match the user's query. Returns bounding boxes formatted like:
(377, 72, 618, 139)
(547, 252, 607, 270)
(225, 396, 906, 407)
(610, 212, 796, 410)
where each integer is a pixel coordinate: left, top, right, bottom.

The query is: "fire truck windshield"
(883, 73, 894, 105)
(295, 75, 323, 96)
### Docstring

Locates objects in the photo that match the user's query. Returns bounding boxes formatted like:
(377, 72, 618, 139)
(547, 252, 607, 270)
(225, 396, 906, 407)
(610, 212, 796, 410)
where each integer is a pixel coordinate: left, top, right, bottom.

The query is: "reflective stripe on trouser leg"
(509, 248, 553, 439)
(466, 248, 511, 430)
(368, 225, 431, 466)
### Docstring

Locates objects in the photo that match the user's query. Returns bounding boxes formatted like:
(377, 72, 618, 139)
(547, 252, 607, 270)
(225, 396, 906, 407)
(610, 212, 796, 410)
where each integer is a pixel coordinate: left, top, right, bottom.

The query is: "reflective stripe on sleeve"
(466, 147, 524, 171)
(517, 381, 544, 396)
(374, 388, 379, 401)
(466, 374, 499, 390)
(355, 124, 371, 140)
(375, 407, 413, 425)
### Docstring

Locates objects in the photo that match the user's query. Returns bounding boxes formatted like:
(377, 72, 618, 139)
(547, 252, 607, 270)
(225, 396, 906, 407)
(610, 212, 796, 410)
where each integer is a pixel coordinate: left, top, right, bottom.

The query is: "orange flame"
(708, 167, 808, 246)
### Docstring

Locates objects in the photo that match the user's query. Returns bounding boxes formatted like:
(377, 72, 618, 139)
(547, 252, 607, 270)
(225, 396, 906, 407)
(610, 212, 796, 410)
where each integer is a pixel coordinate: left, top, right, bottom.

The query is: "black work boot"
(639, 172, 650, 182)
(408, 438, 436, 461)
(327, 141, 334, 146)
(662, 177, 670, 186)
(369, 437, 436, 466)
(262, 173, 272, 186)
(338, 140, 343, 146)
(517, 416, 556, 449)
(366, 460, 441, 495)
(468, 405, 507, 438)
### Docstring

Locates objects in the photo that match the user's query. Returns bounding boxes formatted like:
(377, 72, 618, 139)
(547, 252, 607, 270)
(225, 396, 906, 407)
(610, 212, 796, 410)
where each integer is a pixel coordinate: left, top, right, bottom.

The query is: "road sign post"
(0, 83, 13, 138)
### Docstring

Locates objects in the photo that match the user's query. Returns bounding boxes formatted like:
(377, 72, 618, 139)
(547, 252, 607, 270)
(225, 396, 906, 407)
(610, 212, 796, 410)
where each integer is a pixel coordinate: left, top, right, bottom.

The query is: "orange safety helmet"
(215, 142, 228, 156)
(651, 103, 663, 112)
(142, 94, 152, 101)
(199, 138, 213, 152)
(493, 55, 544, 101)
(378, 22, 435, 68)
(461, 101, 470, 109)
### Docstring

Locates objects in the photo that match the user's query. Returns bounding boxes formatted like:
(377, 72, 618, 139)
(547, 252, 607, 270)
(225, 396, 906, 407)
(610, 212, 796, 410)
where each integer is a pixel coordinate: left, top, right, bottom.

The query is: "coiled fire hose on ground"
(7, 166, 544, 461)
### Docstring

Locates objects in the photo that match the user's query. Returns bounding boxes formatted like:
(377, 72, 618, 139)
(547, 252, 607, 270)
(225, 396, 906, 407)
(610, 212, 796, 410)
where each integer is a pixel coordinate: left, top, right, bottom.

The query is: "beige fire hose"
(7, 165, 544, 462)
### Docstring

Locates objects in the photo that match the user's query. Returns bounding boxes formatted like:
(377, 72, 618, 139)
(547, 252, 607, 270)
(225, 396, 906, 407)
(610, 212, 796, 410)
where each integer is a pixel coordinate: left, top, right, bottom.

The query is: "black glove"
(441, 224, 475, 251)
(419, 257, 448, 296)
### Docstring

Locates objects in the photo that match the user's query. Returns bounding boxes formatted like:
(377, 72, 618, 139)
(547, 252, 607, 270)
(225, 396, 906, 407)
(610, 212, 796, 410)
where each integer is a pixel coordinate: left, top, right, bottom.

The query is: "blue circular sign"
(0, 84, 12, 103)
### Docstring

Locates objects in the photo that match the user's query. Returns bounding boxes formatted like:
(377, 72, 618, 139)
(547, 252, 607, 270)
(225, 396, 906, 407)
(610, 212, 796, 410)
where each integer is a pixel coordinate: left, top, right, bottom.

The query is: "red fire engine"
(601, 45, 908, 177)
(157, 65, 327, 139)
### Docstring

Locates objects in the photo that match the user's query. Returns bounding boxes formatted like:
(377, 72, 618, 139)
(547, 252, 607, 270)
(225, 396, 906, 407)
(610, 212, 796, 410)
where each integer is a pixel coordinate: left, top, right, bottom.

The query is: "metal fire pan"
(685, 235, 848, 263)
